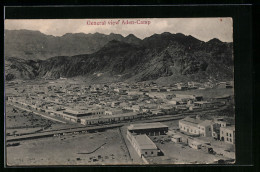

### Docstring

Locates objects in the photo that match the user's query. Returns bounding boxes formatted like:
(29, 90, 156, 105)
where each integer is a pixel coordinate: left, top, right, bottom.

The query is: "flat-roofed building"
(179, 117, 202, 136)
(172, 135, 182, 143)
(128, 134, 158, 157)
(188, 139, 202, 149)
(194, 101, 213, 108)
(80, 112, 139, 125)
(63, 109, 93, 117)
(198, 120, 213, 137)
(127, 122, 168, 136)
(220, 126, 235, 144)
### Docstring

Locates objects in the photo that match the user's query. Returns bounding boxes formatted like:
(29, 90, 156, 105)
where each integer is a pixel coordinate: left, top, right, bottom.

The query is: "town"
(5, 78, 235, 165)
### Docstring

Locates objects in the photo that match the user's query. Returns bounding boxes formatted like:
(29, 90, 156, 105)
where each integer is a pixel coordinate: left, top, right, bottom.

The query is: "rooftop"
(80, 111, 138, 120)
(198, 120, 213, 127)
(180, 116, 203, 125)
(128, 122, 168, 130)
(194, 101, 211, 104)
(220, 126, 235, 131)
(135, 135, 157, 150)
(172, 135, 182, 139)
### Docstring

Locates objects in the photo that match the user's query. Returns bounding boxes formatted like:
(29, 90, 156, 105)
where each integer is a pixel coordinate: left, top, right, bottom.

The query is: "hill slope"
(5, 32, 233, 83)
(4, 30, 141, 60)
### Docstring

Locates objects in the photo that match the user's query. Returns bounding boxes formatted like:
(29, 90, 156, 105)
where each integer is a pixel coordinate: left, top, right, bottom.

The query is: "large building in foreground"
(127, 134, 158, 157)
(127, 122, 168, 158)
(127, 122, 168, 136)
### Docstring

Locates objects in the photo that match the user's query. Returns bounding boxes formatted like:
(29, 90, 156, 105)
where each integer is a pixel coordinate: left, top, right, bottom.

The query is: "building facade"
(220, 126, 235, 144)
(127, 134, 158, 157)
(127, 122, 168, 136)
(179, 117, 212, 137)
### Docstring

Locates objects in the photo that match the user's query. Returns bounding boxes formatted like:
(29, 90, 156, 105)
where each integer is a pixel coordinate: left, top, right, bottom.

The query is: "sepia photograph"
(4, 18, 235, 166)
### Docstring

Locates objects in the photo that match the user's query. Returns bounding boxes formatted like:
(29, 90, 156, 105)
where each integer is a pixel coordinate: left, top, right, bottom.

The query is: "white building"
(220, 126, 235, 144)
(127, 134, 158, 157)
(179, 117, 213, 137)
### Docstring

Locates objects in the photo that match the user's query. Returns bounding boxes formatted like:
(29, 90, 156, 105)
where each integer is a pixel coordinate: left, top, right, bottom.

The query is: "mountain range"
(5, 30, 233, 84)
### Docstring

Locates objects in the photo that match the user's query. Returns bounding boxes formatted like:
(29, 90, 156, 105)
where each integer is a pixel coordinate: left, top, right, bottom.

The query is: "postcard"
(4, 18, 235, 166)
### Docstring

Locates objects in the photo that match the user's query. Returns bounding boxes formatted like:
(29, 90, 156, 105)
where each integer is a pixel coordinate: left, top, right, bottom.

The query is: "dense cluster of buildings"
(6, 80, 232, 126)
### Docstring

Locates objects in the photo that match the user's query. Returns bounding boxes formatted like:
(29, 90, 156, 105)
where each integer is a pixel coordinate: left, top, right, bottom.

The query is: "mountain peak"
(124, 34, 141, 44)
(207, 38, 222, 44)
(5, 29, 44, 36)
(161, 32, 172, 35)
(125, 34, 137, 38)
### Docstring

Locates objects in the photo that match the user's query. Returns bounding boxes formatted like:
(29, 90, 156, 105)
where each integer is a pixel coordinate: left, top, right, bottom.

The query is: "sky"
(5, 18, 233, 42)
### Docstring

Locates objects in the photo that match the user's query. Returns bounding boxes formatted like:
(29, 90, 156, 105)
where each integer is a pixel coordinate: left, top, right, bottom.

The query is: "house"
(220, 126, 235, 144)
(177, 85, 188, 90)
(150, 88, 159, 92)
(194, 101, 213, 108)
(159, 88, 167, 92)
(198, 120, 213, 137)
(214, 118, 229, 127)
(172, 135, 182, 143)
(188, 139, 202, 149)
(179, 117, 202, 136)
(168, 98, 183, 105)
(211, 123, 221, 140)
(111, 101, 120, 107)
(179, 116, 213, 137)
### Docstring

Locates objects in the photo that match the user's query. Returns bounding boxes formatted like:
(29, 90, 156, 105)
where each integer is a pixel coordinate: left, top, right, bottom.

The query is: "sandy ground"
(147, 137, 231, 164)
(5, 104, 82, 136)
(6, 128, 132, 166)
(6, 104, 60, 135)
(6, 104, 53, 128)
(172, 88, 234, 99)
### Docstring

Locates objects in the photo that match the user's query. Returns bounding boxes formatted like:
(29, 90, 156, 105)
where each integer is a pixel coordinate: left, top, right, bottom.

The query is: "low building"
(177, 85, 188, 90)
(179, 117, 213, 137)
(127, 134, 158, 158)
(220, 126, 235, 144)
(188, 139, 202, 149)
(179, 117, 202, 136)
(127, 122, 168, 136)
(214, 118, 228, 127)
(80, 112, 139, 125)
(198, 120, 213, 137)
(172, 135, 182, 143)
(211, 123, 221, 140)
(63, 109, 99, 117)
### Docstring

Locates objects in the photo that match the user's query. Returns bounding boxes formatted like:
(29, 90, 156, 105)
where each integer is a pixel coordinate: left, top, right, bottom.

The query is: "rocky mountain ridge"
(5, 30, 233, 83)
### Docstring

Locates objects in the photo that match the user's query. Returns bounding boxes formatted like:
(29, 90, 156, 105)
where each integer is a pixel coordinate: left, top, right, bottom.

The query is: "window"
(230, 138, 232, 142)
(227, 138, 229, 141)
(226, 133, 228, 136)
(151, 152, 153, 154)
(145, 152, 147, 155)
(230, 133, 232, 137)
